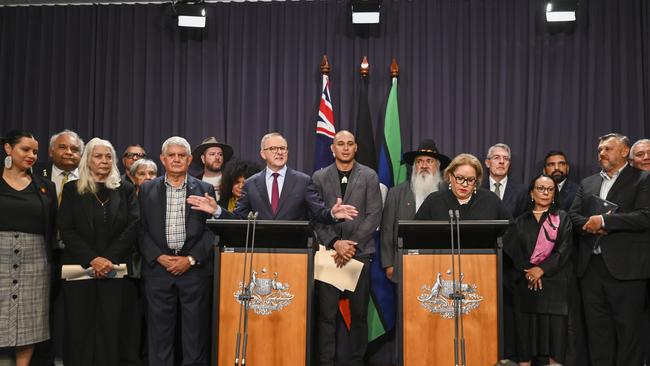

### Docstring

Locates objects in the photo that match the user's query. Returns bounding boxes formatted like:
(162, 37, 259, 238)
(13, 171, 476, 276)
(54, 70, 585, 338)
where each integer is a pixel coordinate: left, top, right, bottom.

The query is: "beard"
(550, 171, 567, 183)
(411, 168, 442, 211)
(205, 161, 222, 173)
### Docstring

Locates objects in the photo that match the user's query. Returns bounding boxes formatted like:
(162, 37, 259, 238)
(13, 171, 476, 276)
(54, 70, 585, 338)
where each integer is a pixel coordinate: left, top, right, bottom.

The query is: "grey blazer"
(379, 180, 416, 269)
(312, 162, 382, 258)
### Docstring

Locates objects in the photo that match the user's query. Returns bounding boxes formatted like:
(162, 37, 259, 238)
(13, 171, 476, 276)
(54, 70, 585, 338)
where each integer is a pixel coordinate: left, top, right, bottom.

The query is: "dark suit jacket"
(139, 175, 216, 277)
(481, 177, 527, 218)
(380, 181, 416, 269)
(557, 179, 579, 212)
(58, 180, 139, 266)
(33, 162, 54, 180)
(312, 162, 382, 257)
(229, 166, 336, 223)
(569, 165, 650, 279)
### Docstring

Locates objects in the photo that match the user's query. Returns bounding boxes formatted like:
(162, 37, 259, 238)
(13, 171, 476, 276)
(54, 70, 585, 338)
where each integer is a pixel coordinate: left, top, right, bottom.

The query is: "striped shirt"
(165, 175, 187, 253)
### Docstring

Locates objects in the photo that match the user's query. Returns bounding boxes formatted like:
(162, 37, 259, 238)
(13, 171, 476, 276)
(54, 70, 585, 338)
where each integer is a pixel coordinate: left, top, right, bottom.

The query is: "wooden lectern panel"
(217, 252, 308, 366)
(402, 254, 498, 365)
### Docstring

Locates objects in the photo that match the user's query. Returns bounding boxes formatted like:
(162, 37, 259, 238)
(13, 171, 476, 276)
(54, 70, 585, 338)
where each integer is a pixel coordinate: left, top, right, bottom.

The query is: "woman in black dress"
(0, 130, 57, 366)
(415, 153, 510, 221)
(58, 137, 140, 366)
(503, 174, 573, 365)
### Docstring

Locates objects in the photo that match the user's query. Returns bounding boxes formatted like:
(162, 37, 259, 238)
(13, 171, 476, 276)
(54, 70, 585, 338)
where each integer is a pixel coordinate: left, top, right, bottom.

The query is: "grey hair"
(259, 132, 286, 151)
(161, 136, 191, 156)
(76, 137, 121, 194)
(599, 133, 630, 148)
(49, 129, 85, 154)
(486, 143, 511, 159)
(629, 139, 650, 159)
(129, 158, 158, 177)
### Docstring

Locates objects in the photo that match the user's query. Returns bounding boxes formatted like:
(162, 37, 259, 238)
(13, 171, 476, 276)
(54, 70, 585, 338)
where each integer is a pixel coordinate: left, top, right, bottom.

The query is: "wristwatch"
(187, 256, 196, 266)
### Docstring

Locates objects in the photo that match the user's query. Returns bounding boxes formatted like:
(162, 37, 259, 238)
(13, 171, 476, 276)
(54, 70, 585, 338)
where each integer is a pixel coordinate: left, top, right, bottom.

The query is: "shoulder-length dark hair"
(525, 173, 560, 213)
(218, 160, 262, 207)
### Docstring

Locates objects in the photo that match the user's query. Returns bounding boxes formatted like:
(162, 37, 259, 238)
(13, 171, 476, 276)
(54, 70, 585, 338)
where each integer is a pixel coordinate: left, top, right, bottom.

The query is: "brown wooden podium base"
(216, 251, 309, 366)
(401, 253, 499, 365)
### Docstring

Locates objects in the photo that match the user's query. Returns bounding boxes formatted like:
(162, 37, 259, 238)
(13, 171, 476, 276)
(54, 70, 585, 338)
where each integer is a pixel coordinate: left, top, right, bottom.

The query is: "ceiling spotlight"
(545, 0, 578, 22)
(351, 0, 382, 24)
(174, 0, 206, 28)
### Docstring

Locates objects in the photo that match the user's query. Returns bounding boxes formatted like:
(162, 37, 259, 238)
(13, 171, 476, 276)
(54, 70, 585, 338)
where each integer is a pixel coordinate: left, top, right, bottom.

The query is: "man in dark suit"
(120, 144, 147, 185)
(311, 130, 382, 366)
(569, 133, 650, 365)
(139, 136, 216, 366)
(482, 142, 526, 360)
(482, 143, 527, 218)
(193, 132, 357, 222)
(380, 139, 449, 282)
(543, 150, 579, 212)
(31, 129, 84, 366)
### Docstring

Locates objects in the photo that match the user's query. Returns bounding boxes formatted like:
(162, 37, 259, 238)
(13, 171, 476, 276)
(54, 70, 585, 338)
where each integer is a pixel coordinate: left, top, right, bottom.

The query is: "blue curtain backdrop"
(1, 0, 649, 184)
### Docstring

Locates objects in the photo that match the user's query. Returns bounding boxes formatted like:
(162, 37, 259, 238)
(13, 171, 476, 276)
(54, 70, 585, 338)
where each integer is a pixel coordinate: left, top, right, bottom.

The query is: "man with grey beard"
(380, 139, 450, 281)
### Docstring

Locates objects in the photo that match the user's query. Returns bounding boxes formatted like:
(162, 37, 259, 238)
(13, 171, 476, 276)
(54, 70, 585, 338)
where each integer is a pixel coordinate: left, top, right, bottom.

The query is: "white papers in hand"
(314, 245, 364, 292)
(61, 264, 129, 281)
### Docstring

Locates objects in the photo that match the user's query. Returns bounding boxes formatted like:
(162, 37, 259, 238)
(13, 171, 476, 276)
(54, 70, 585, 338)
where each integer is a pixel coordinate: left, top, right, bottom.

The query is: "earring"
(4, 156, 12, 169)
(448, 183, 452, 190)
(474, 187, 477, 193)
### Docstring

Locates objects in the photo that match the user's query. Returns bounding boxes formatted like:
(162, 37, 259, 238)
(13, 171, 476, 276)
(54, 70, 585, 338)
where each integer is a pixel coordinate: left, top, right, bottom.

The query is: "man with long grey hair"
(380, 139, 449, 281)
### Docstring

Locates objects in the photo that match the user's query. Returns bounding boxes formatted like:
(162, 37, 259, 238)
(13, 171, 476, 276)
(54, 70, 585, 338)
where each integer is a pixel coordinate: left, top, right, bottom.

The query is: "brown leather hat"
(191, 137, 234, 166)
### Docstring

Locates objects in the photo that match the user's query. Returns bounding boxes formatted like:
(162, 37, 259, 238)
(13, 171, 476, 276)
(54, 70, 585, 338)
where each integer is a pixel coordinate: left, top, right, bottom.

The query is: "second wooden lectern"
(397, 220, 509, 366)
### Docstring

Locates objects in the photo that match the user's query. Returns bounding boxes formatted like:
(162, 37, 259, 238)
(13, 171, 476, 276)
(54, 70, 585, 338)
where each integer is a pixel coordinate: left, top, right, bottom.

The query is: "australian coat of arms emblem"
(417, 271, 483, 319)
(234, 268, 294, 316)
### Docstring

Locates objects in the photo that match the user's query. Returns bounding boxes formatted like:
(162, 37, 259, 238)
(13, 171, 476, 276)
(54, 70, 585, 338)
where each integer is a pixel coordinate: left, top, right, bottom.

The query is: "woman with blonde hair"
(58, 137, 140, 366)
(415, 153, 510, 221)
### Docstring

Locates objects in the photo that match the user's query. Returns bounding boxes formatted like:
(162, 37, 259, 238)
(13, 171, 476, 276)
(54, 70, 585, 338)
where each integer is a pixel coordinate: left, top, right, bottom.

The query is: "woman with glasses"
(502, 174, 573, 366)
(58, 138, 140, 366)
(415, 153, 510, 221)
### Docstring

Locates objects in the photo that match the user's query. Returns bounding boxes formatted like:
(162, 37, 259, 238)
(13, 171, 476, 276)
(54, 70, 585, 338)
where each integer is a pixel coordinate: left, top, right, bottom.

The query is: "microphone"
(252, 211, 259, 220)
(247, 211, 254, 220)
(454, 209, 467, 366)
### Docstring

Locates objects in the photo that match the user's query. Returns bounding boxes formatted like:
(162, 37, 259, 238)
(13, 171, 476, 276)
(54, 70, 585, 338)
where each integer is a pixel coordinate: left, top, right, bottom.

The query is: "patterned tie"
(58, 171, 70, 206)
(271, 172, 280, 214)
(494, 182, 502, 199)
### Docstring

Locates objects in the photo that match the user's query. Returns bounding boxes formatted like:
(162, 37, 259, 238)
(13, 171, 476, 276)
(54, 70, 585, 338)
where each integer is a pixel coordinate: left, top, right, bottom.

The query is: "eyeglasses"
(124, 152, 146, 159)
(534, 186, 555, 194)
(263, 146, 288, 154)
(490, 155, 510, 162)
(451, 174, 477, 186)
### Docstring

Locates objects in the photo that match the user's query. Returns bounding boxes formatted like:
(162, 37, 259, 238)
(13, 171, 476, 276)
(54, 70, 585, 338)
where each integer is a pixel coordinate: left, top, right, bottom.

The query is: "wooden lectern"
(207, 219, 314, 366)
(397, 220, 509, 366)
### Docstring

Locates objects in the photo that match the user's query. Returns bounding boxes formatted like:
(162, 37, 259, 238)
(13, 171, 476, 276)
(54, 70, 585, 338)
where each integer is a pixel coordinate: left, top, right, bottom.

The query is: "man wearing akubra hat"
(191, 137, 233, 200)
(380, 139, 449, 281)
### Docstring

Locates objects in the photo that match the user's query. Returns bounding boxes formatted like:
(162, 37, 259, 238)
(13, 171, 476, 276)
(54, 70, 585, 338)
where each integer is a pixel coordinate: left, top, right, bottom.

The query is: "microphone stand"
(240, 212, 258, 365)
(448, 210, 460, 366)
(455, 210, 467, 366)
(233, 212, 255, 366)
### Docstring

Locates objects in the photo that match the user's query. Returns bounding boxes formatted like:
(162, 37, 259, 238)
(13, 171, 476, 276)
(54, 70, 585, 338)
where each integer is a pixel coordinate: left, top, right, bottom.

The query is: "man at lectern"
(311, 130, 382, 366)
(380, 138, 449, 282)
(569, 133, 650, 365)
(193, 132, 358, 222)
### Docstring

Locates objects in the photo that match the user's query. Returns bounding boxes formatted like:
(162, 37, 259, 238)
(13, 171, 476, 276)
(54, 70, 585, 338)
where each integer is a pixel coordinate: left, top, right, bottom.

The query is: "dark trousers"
(62, 279, 127, 366)
(120, 278, 144, 366)
(144, 273, 210, 366)
(581, 255, 647, 366)
(30, 251, 63, 366)
(317, 261, 370, 366)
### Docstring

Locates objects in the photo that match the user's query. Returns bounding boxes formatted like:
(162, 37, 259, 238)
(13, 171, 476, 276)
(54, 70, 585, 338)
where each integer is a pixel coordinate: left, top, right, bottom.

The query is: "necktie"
(494, 182, 502, 199)
(58, 171, 70, 206)
(271, 172, 280, 214)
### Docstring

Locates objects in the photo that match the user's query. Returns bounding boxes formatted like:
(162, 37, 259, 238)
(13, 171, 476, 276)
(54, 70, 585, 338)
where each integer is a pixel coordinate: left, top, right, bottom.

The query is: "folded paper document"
(61, 264, 128, 281)
(314, 245, 364, 292)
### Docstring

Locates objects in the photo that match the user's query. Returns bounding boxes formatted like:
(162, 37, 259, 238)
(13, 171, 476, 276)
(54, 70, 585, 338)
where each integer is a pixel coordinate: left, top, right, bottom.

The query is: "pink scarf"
(530, 213, 560, 265)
